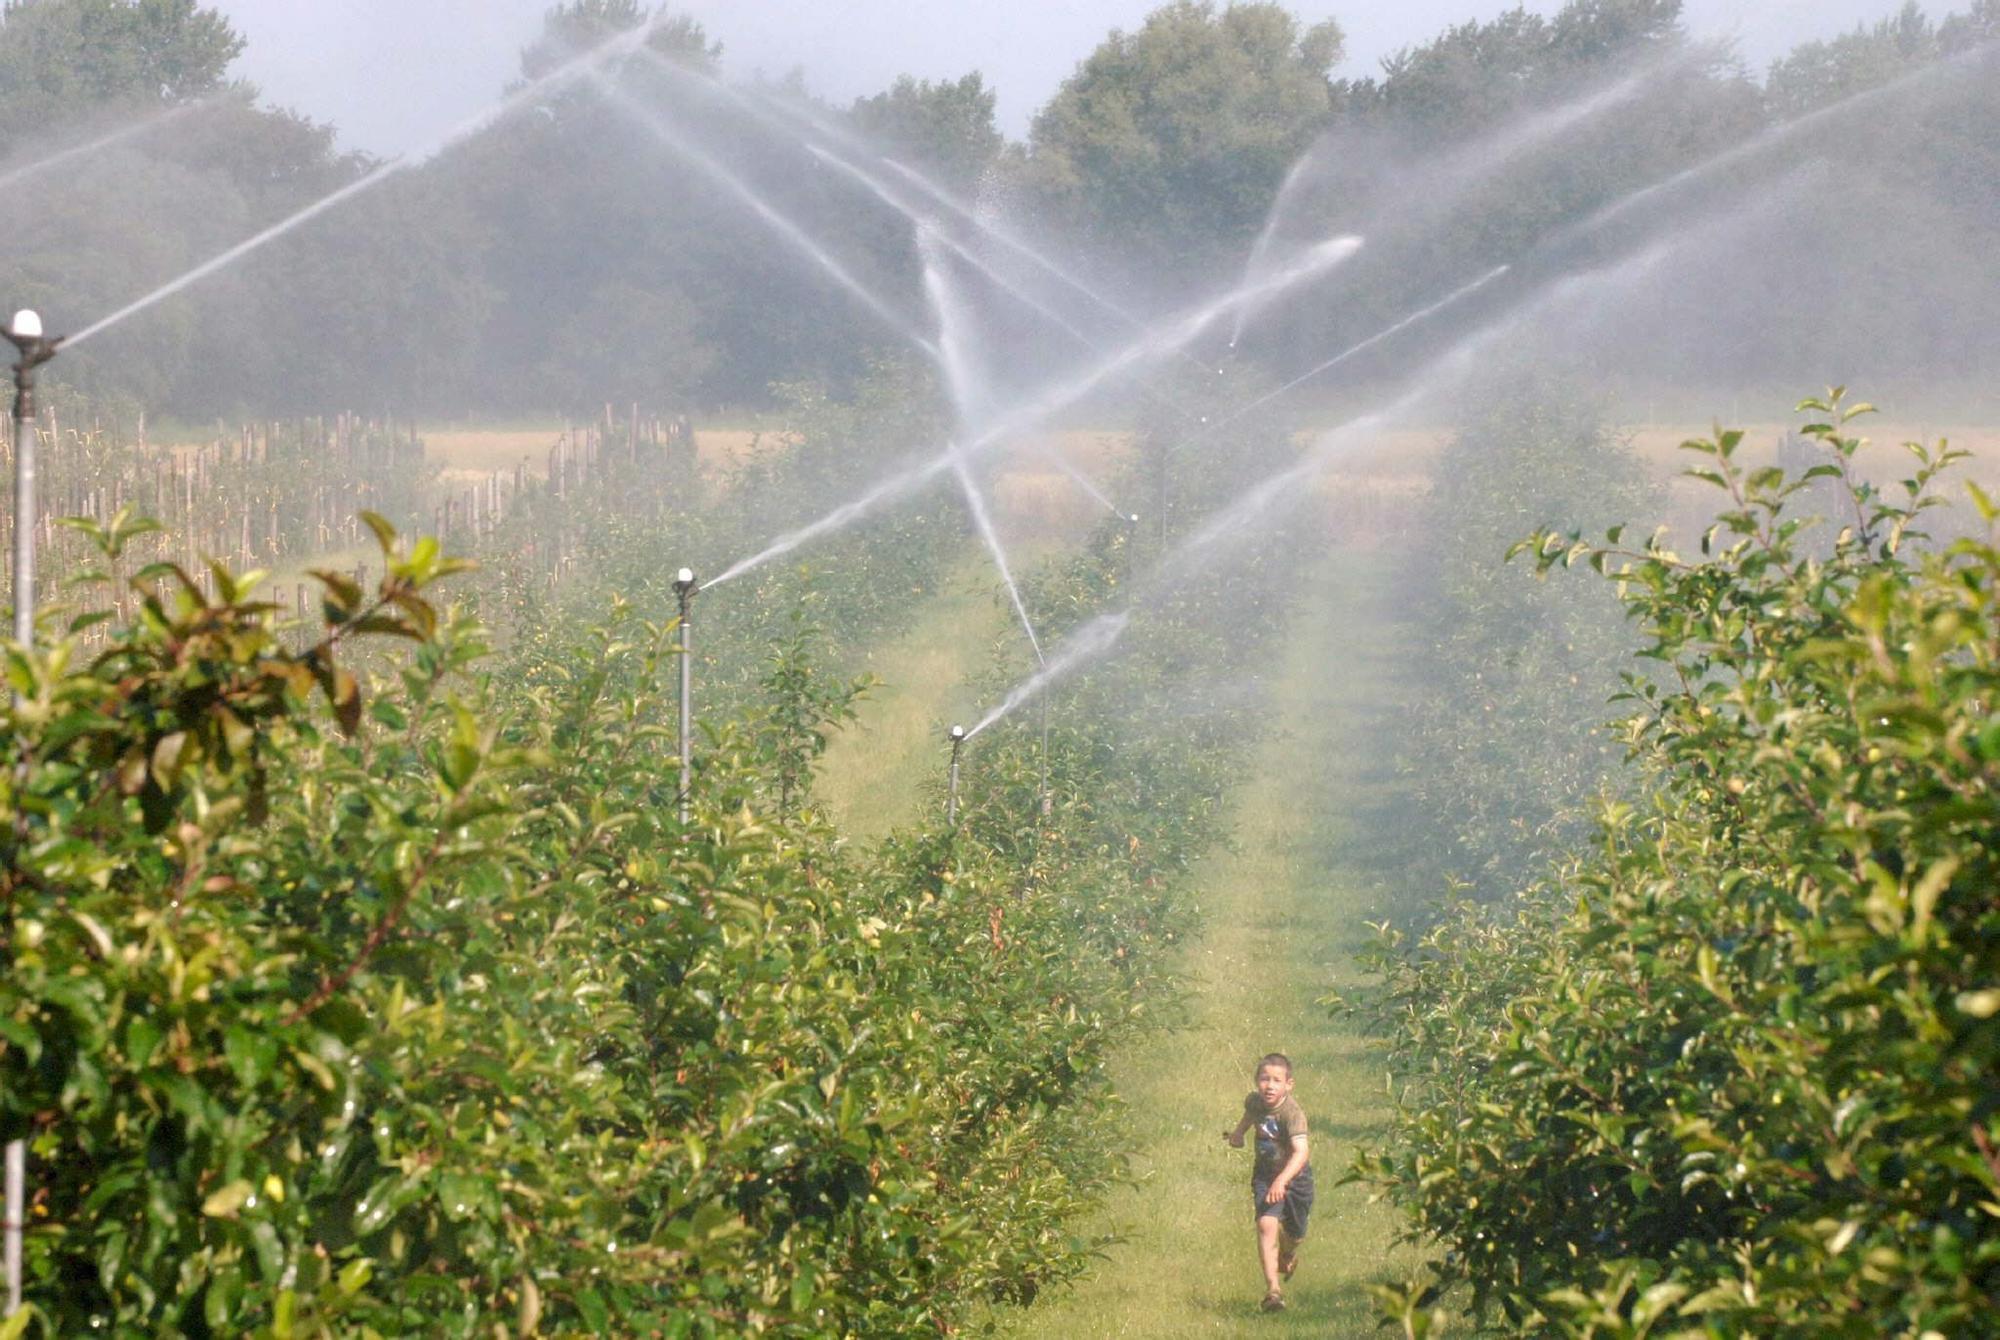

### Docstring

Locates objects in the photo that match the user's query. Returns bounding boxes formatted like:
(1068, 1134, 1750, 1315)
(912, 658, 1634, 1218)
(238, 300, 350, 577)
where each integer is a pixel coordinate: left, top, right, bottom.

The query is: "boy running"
(1223, 1052, 1313, 1313)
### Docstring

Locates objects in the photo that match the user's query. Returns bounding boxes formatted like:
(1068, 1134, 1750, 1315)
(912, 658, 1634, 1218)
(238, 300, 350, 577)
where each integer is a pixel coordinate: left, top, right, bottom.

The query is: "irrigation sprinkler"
(3, 306, 58, 1322)
(1037, 700, 1052, 819)
(674, 567, 697, 827)
(7, 310, 61, 646)
(946, 724, 967, 826)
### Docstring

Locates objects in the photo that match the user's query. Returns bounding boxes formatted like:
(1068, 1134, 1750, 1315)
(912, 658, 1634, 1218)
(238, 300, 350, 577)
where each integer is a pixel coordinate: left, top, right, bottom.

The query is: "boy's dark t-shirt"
(1243, 1093, 1309, 1175)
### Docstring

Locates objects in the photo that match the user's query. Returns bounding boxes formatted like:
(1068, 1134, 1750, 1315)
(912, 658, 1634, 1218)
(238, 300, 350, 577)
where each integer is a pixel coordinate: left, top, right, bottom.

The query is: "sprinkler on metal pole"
(673, 568, 697, 827)
(7, 310, 59, 647)
(4, 306, 60, 1323)
(1037, 700, 1052, 818)
(946, 724, 966, 826)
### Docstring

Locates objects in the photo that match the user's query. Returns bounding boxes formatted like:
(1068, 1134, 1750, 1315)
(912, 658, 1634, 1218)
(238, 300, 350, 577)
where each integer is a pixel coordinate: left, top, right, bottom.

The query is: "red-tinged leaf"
(348, 614, 423, 641)
(329, 667, 362, 735)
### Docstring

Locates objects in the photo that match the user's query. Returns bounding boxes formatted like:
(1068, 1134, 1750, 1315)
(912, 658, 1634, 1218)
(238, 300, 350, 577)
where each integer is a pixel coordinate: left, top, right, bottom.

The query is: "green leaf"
(225, 1025, 279, 1088)
(202, 1179, 255, 1219)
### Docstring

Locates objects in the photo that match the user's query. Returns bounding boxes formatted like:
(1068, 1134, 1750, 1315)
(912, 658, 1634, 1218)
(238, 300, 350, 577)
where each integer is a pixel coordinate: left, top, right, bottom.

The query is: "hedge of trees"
(1384, 379, 1652, 901)
(1357, 392, 2000, 1335)
(0, 351, 1315, 1333)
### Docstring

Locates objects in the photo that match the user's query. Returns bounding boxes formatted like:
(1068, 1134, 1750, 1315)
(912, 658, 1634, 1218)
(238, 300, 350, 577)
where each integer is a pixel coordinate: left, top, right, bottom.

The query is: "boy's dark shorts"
(1251, 1166, 1314, 1240)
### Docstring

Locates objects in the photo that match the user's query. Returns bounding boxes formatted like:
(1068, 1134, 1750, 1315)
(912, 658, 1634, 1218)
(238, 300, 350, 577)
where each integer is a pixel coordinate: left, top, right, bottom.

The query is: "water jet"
(65, 21, 661, 349)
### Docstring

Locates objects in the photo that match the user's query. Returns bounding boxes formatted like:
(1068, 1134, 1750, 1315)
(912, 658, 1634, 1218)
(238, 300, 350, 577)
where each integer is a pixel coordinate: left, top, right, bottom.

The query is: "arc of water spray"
(950, 234, 1362, 463)
(1224, 49, 1697, 351)
(1170, 189, 1814, 583)
(609, 62, 1118, 535)
(803, 145, 1181, 504)
(840, 147, 1215, 443)
(921, 229, 1046, 662)
(705, 233, 1365, 589)
(1205, 263, 1512, 437)
(1227, 152, 1317, 348)
(966, 176, 1819, 740)
(881, 155, 1228, 379)
(808, 148, 1108, 369)
(1031, 442, 1120, 515)
(705, 450, 956, 588)
(593, 72, 941, 362)
(1560, 38, 1997, 247)
(913, 222, 1125, 517)
(633, 48, 1192, 480)
(966, 611, 1129, 738)
(952, 453, 1045, 663)
(727, 66, 1136, 337)
(1194, 36, 1956, 443)
(0, 97, 212, 196)
(66, 154, 404, 347)
(66, 22, 663, 349)
(596, 66, 1085, 637)
(688, 62, 1226, 380)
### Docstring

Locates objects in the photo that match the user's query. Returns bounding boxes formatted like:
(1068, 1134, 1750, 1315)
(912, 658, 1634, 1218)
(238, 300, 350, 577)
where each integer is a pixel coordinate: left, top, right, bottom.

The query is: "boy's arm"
(1222, 1113, 1253, 1147)
(1265, 1136, 1309, 1200)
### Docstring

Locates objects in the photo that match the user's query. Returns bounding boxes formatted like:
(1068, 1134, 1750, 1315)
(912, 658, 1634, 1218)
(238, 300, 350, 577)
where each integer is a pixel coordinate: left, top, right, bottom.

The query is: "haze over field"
(217, 0, 1952, 153)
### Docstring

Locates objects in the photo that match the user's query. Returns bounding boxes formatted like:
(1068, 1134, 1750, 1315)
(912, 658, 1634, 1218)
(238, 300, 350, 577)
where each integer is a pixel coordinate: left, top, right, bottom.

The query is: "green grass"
(815, 555, 1012, 841)
(988, 548, 1420, 1336)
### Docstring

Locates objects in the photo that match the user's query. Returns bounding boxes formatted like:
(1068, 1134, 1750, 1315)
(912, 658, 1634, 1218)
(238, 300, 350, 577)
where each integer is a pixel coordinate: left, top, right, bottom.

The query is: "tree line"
(0, 0, 1993, 421)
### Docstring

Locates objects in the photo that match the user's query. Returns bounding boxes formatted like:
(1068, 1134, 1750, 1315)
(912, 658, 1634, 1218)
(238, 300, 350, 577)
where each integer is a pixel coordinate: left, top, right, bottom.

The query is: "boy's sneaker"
(1278, 1249, 1298, 1279)
(1260, 1290, 1286, 1313)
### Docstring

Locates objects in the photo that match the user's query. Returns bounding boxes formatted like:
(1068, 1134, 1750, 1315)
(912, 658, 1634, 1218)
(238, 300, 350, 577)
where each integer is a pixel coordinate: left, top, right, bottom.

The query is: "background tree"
(1015, 1, 1343, 290)
(848, 72, 1003, 194)
(0, 0, 241, 144)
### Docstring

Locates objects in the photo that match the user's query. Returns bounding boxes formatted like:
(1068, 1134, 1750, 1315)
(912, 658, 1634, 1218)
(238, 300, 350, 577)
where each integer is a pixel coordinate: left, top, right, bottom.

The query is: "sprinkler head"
(673, 567, 697, 596)
(1126, 512, 1141, 527)
(949, 724, 967, 744)
(3, 308, 61, 370)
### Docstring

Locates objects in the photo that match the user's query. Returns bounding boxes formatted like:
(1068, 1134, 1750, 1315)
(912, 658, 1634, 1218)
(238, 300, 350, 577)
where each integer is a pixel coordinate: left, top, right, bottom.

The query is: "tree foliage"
(1391, 379, 1652, 899)
(0, 349, 1318, 1334)
(1359, 393, 2000, 1335)
(1018, 0, 1342, 283)
(849, 73, 1002, 195)
(1340, 0, 1685, 138)
(0, 0, 241, 140)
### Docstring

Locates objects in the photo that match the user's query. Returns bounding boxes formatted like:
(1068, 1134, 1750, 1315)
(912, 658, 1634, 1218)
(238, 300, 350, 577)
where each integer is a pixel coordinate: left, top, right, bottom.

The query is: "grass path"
(993, 548, 1419, 1336)
(815, 558, 1011, 841)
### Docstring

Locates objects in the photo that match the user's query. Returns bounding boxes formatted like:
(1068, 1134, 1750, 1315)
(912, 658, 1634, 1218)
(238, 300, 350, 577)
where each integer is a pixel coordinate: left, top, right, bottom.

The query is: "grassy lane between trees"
(815, 554, 1013, 840)
(991, 546, 1417, 1337)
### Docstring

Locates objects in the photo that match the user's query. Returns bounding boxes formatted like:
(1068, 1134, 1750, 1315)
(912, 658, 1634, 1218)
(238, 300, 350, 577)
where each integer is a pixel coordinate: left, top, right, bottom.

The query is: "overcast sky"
(218, 0, 1940, 157)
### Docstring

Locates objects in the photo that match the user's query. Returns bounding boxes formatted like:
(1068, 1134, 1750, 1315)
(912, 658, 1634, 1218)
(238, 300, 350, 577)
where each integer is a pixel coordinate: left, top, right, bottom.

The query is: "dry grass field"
(418, 414, 2000, 551)
(422, 426, 795, 483)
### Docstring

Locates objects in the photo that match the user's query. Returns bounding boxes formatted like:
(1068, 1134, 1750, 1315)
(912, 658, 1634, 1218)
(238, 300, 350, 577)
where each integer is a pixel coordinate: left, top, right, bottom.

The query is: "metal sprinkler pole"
(946, 725, 966, 826)
(8, 311, 57, 646)
(4, 307, 61, 1322)
(1, 1138, 16, 1319)
(1037, 700, 1051, 818)
(673, 568, 697, 827)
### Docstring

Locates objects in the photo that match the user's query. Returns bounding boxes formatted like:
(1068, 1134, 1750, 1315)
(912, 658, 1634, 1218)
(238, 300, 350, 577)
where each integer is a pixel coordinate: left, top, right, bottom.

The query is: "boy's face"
(1255, 1063, 1294, 1108)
